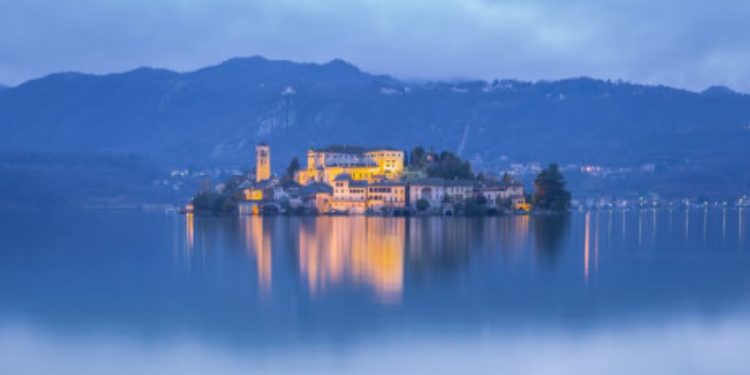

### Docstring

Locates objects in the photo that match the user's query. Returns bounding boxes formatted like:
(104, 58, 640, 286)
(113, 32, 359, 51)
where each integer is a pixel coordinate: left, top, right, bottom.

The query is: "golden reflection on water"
(243, 217, 272, 295)
(498, 214, 530, 249)
(299, 217, 404, 303)
(584, 211, 590, 281)
(180, 215, 559, 303)
(186, 213, 194, 251)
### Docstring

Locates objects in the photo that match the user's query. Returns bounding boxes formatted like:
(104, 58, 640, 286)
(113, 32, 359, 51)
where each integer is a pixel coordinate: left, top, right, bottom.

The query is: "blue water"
(1, 209, 749, 374)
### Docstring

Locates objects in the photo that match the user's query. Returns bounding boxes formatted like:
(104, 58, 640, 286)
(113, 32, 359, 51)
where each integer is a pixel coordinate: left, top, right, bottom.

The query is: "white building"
(408, 179, 477, 210)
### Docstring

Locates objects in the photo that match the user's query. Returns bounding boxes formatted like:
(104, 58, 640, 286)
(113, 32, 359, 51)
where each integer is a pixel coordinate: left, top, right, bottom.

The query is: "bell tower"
(255, 143, 271, 183)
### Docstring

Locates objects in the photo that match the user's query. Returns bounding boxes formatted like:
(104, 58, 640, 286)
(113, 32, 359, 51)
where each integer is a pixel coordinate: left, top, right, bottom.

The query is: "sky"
(2, 0, 750, 91)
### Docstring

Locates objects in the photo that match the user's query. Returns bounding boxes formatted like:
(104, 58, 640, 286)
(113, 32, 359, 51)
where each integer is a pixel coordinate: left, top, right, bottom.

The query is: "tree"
(464, 195, 488, 215)
(284, 157, 300, 181)
(532, 164, 571, 211)
(426, 151, 474, 180)
(410, 146, 426, 167)
(474, 194, 487, 205)
(416, 198, 430, 211)
(192, 191, 238, 214)
(498, 197, 513, 211)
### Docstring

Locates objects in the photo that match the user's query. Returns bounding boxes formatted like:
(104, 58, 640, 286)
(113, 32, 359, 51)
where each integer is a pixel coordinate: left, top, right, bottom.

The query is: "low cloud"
(1, 0, 749, 91)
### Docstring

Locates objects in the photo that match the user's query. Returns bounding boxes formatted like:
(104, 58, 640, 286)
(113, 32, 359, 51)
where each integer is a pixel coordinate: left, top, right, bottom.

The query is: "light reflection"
(495, 215, 530, 250)
(243, 217, 272, 296)
(638, 209, 643, 246)
(703, 208, 708, 246)
(594, 211, 599, 273)
(186, 213, 194, 252)
(584, 211, 590, 281)
(298, 217, 405, 303)
(740, 208, 745, 247)
(177, 215, 566, 303)
(669, 208, 673, 235)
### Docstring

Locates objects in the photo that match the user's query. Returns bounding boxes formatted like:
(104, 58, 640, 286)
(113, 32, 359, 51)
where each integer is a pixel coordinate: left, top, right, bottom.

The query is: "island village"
(189, 143, 533, 216)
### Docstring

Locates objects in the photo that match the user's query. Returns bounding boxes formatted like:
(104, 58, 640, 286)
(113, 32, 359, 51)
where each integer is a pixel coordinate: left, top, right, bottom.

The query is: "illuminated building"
(330, 174, 368, 214)
(479, 180, 527, 210)
(238, 187, 265, 215)
(243, 188, 264, 201)
(320, 174, 406, 214)
(366, 181, 406, 210)
(295, 147, 404, 185)
(255, 143, 271, 183)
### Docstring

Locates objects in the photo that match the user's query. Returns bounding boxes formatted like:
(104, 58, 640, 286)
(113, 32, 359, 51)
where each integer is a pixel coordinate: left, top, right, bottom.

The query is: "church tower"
(255, 143, 271, 183)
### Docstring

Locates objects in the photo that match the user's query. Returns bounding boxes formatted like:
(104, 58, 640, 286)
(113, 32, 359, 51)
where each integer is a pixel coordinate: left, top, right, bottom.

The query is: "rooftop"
(311, 145, 401, 154)
(410, 178, 478, 187)
(369, 180, 406, 187)
(302, 182, 333, 195)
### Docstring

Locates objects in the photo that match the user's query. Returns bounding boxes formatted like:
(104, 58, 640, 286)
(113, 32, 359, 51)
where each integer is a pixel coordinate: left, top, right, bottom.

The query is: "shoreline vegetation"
(189, 145, 572, 216)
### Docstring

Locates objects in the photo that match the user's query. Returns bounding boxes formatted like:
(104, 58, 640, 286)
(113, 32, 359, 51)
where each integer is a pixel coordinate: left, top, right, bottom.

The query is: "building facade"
(295, 147, 404, 185)
(256, 143, 271, 183)
(478, 181, 526, 209)
(366, 181, 406, 210)
(408, 179, 477, 210)
(310, 174, 406, 214)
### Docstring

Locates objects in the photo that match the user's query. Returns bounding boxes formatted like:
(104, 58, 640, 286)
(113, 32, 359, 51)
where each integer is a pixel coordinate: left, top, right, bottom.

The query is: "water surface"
(1, 209, 749, 373)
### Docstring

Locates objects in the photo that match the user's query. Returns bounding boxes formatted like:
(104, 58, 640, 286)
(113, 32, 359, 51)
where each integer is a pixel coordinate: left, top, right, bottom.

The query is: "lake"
(1, 209, 749, 374)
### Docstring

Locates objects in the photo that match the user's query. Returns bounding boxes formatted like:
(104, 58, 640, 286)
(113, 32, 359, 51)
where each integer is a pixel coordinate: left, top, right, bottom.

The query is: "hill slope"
(1, 56, 750, 199)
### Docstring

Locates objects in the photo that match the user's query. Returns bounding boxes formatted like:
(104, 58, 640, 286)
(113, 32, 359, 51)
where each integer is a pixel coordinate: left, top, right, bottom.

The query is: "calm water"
(1, 209, 750, 374)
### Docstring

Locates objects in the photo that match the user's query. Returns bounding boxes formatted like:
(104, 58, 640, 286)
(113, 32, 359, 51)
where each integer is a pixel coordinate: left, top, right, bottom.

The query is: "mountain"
(1, 56, 750, 201)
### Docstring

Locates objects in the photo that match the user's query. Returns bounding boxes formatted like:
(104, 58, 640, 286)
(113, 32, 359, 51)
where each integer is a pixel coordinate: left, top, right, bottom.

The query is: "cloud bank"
(2, 0, 749, 91)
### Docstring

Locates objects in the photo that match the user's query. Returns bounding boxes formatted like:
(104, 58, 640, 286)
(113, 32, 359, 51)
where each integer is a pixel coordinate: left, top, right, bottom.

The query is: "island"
(189, 143, 570, 216)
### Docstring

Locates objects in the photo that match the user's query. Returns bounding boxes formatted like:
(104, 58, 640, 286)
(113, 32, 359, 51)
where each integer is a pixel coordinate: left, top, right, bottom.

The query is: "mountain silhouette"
(1, 56, 750, 203)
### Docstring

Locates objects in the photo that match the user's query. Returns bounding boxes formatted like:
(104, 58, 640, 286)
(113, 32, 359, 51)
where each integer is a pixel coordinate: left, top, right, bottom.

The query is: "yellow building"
(366, 181, 406, 210)
(315, 174, 405, 214)
(238, 187, 265, 215)
(363, 149, 404, 180)
(330, 174, 368, 214)
(255, 143, 271, 183)
(243, 188, 264, 201)
(295, 147, 404, 185)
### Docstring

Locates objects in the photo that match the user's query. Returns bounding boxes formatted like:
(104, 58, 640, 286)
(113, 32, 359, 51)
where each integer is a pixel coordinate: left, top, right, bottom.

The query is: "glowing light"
(584, 211, 590, 281)
(185, 213, 194, 251)
(244, 217, 272, 296)
(244, 189, 264, 201)
(298, 217, 405, 303)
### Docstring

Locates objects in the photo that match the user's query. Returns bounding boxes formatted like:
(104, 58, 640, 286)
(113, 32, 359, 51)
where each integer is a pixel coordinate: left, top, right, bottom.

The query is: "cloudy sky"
(2, 0, 749, 91)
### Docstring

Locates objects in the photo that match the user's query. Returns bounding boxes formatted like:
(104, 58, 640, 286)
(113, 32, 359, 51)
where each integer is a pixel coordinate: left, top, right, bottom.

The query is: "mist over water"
(1, 209, 749, 373)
